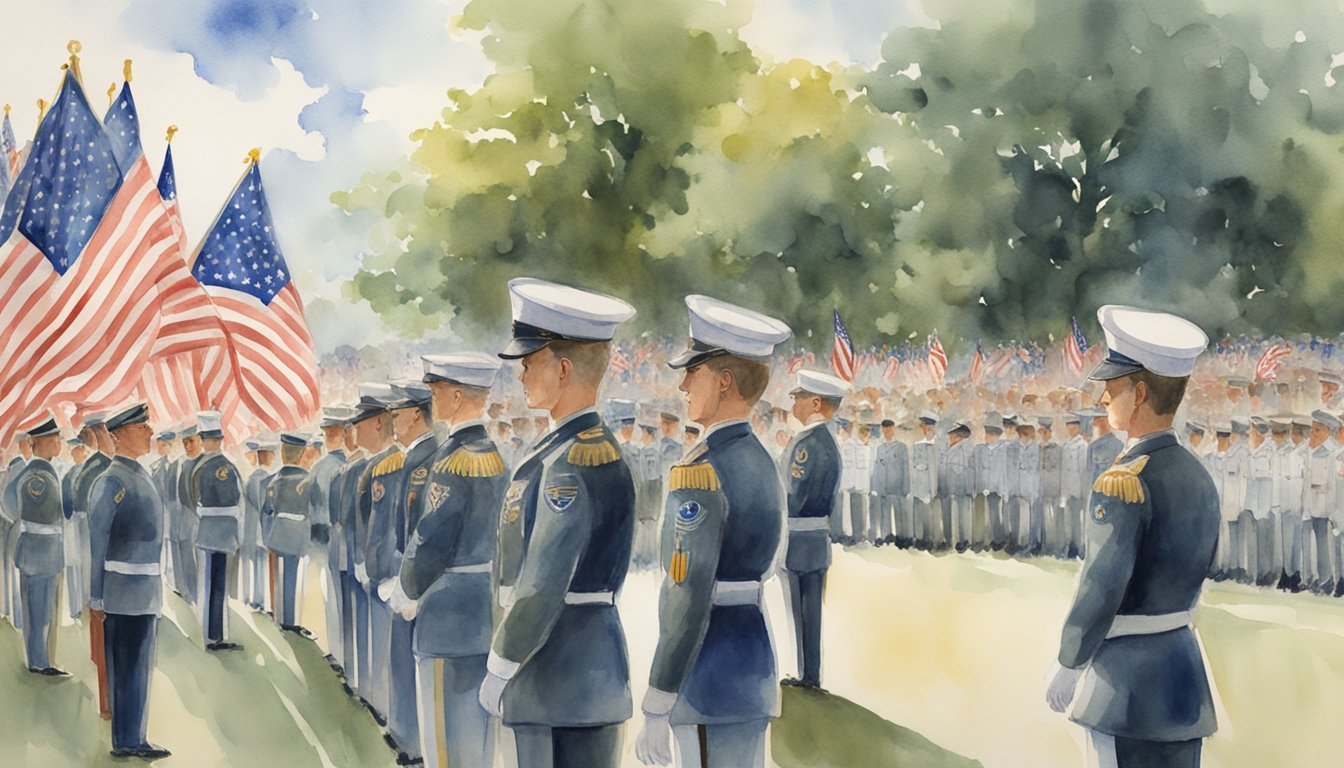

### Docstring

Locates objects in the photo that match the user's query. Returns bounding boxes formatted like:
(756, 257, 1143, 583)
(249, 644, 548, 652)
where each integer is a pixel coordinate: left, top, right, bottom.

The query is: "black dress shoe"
(110, 747, 139, 759)
(384, 732, 401, 752)
(135, 744, 172, 760)
(207, 641, 244, 651)
(780, 677, 803, 687)
(396, 753, 424, 766)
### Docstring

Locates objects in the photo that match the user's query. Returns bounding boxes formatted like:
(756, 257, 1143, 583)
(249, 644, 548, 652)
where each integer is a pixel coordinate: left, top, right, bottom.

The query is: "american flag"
(1064, 316, 1089, 372)
(610, 345, 630, 376)
(831, 310, 856, 382)
(927, 331, 947, 383)
(104, 84, 223, 361)
(1254, 343, 1293, 382)
(882, 352, 900, 382)
(0, 69, 179, 443)
(787, 352, 806, 375)
(1, 105, 18, 178)
(968, 341, 985, 381)
(190, 153, 319, 431)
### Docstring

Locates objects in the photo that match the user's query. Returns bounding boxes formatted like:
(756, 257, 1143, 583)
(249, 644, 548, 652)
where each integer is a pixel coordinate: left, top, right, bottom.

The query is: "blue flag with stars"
(0, 71, 122, 274)
(104, 81, 143, 173)
(158, 144, 177, 202)
(193, 161, 290, 305)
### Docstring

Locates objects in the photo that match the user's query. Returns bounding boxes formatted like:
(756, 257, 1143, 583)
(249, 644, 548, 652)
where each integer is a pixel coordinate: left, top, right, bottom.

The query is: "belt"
(445, 562, 492, 574)
(198, 505, 241, 517)
(70, 509, 88, 519)
(497, 585, 515, 607)
(563, 591, 615, 605)
(712, 580, 762, 606)
(788, 517, 830, 532)
(106, 560, 161, 576)
(277, 512, 305, 521)
(19, 521, 62, 535)
(1105, 611, 1192, 639)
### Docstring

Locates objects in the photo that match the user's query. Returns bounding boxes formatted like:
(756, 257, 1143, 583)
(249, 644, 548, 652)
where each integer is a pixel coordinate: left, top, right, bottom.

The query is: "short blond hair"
(549, 340, 611, 387)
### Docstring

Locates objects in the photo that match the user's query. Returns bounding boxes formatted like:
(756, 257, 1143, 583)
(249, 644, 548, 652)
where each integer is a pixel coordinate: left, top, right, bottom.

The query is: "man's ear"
(557, 355, 573, 383)
(719, 367, 735, 395)
(1133, 379, 1150, 407)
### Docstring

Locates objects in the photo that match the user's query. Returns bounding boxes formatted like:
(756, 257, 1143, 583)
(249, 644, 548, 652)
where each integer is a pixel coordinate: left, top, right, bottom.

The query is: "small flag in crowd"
(927, 331, 947, 383)
(831, 310, 856, 382)
(1065, 316, 1089, 372)
(969, 341, 985, 381)
(1254, 343, 1293, 382)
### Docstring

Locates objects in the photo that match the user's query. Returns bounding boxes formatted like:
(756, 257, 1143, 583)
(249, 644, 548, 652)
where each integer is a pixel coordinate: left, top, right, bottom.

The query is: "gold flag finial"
(246, 148, 261, 165)
(66, 40, 83, 82)
(166, 125, 178, 143)
(124, 59, 133, 83)
(3, 104, 9, 116)
(37, 98, 48, 122)
(108, 82, 117, 105)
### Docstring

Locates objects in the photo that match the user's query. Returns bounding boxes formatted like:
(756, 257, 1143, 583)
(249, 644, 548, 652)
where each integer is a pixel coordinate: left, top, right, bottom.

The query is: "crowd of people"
(0, 279, 1337, 767)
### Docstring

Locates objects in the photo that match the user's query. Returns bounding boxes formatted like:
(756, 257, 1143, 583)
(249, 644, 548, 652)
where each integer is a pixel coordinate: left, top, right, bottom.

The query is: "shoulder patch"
(371, 480, 385, 503)
(427, 482, 450, 510)
(794, 447, 809, 464)
(215, 466, 231, 482)
(26, 476, 46, 498)
(544, 479, 579, 513)
(674, 499, 705, 532)
(437, 446, 505, 478)
(1092, 454, 1150, 504)
(113, 484, 126, 504)
(668, 462, 720, 492)
(373, 451, 405, 477)
(568, 438, 620, 467)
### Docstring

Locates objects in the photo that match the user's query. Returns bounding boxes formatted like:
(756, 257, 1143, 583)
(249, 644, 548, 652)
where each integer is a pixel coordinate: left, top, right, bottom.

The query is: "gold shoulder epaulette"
(568, 437, 620, 467)
(1092, 454, 1150, 504)
(438, 446, 505, 477)
(668, 462, 720, 492)
(373, 451, 405, 477)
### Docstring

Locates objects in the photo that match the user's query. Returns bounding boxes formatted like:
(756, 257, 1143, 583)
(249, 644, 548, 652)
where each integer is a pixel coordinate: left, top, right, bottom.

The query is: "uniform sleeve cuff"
(487, 651, 521, 681)
(642, 687, 677, 716)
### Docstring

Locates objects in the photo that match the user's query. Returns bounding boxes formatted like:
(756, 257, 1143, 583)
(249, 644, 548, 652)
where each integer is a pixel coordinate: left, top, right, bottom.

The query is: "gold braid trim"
(1092, 455, 1150, 504)
(373, 451, 405, 477)
(568, 439, 620, 467)
(436, 447, 505, 477)
(668, 462, 720, 492)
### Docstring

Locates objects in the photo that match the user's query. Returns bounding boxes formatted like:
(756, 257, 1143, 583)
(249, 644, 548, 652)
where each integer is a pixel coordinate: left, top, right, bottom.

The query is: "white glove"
(355, 563, 368, 586)
(1046, 663, 1084, 713)
(478, 671, 508, 717)
(478, 652, 519, 718)
(635, 688, 677, 766)
(388, 578, 419, 620)
(377, 578, 395, 602)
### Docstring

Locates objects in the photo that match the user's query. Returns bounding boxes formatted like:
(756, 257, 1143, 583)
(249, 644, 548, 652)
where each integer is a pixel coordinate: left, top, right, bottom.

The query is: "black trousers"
(1112, 735, 1201, 767)
(513, 723, 623, 768)
(786, 569, 826, 687)
(203, 551, 228, 643)
(105, 613, 157, 750)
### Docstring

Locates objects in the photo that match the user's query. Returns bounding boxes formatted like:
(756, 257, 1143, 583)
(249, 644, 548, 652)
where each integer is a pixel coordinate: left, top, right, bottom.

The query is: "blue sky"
(2, 0, 930, 350)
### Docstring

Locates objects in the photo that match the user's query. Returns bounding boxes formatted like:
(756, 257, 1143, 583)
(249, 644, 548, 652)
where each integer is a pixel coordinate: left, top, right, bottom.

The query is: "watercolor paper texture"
(2, 1, 1344, 766)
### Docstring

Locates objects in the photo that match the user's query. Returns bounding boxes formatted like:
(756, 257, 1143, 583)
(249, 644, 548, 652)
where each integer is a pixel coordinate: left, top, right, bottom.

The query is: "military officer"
(309, 407, 352, 671)
(1274, 416, 1306, 591)
(1046, 306, 1218, 768)
(1227, 419, 1252, 582)
(1060, 413, 1089, 559)
(976, 414, 1008, 551)
(2, 433, 33, 629)
(779, 369, 847, 690)
(262, 433, 313, 632)
(633, 410, 666, 569)
(940, 422, 974, 551)
(89, 403, 171, 760)
(13, 416, 67, 675)
(1245, 418, 1277, 585)
(1084, 408, 1124, 559)
(343, 385, 399, 720)
(62, 429, 97, 620)
(911, 413, 939, 549)
(477, 277, 638, 768)
(1304, 410, 1339, 592)
(174, 425, 204, 604)
(634, 295, 791, 767)
(191, 412, 244, 652)
(243, 435, 278, 611)
(71, 412, 116, 719)
(371, 381, 440, 765)
(1039, 417, 1064, 558)
(388, 352, 506, 768)
(872, 419, 908, 546)
(327, 412, 365, 692)
(1011, 419, 1041, 555)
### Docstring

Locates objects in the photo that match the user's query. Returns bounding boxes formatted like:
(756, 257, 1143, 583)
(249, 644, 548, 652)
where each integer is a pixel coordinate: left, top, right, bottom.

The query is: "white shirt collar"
(552, 406, 598, 432)
(701, 419, 749, 440)
(1125, 429, 1172, 452)
(403, 432, 436, 452)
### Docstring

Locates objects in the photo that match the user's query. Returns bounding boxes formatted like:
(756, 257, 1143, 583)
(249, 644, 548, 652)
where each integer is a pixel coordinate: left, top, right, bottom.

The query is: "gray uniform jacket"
(14, 459, 63, 576)
(940, 440, 973, 498)
(872, 440, 909, 498)
(1306, 440, 1337, 519)
(193, 452, 243, 553)
(263, 466, 311, 557)
(912, 439, 938, 502)
(492, 410, 636, 727)
(1062, 436, 1090, 501)
(782, 422, 841, 574)
(243, 467, 272, 550)
(1040, 441, 1062, 504)
(367, 434, 439, 585)
(400, 422, 506, 658)
(332, 451, 368, 573)
(89, 457, 164, 616)
(1058, 432, 1218, 741)
(175, 454, 203, 546)
(307, 449, 347, 545)
(1014, 441, 1040, 500)
(1087, 433, 1124, 484)
(648, 421, 781, 725)
(1246, 442, 1274, 519)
